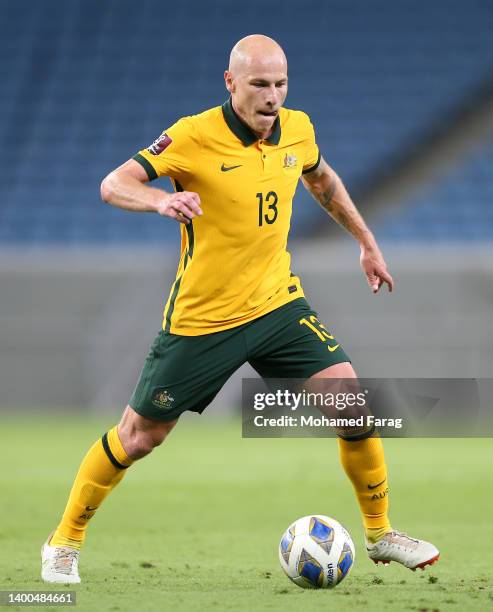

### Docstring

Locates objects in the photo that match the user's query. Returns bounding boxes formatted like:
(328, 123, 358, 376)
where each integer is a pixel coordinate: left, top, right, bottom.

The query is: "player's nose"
(265, 85, 278, 105)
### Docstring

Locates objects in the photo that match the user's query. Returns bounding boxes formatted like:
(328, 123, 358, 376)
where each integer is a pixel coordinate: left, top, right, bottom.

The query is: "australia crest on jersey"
(283, 153, 298, 169)
(147, 131, 173, 155)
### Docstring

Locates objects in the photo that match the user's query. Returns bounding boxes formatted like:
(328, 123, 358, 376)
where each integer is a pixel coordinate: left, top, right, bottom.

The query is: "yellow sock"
(50, 426, 133, 549)
(338, 436, 392, 543)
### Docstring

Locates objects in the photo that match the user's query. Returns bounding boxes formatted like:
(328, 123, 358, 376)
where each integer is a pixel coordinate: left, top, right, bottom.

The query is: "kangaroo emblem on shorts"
(152, 389, 175, 409)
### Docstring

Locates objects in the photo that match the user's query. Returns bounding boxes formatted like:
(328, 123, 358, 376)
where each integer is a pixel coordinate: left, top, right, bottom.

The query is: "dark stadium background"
(1, 0, 492, 415)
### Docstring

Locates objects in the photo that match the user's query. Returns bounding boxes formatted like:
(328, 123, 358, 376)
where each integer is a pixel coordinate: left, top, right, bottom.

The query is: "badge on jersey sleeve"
(148, 131, 173, 155)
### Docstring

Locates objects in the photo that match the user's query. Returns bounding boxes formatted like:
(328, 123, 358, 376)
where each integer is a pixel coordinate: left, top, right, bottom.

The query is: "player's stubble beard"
(232, 97, 279, 139)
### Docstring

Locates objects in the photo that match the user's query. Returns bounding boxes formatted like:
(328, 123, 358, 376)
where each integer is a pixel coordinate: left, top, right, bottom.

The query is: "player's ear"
(224, 70, 235, 94)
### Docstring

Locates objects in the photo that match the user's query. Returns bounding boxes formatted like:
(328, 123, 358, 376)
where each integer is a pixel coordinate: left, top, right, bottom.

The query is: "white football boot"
(366, 530, 439, 570)
(41, 534, 81, 584)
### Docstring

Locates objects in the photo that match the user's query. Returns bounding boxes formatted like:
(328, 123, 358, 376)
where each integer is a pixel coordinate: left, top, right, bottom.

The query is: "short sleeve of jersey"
(133, 116, 201, 181)
(301, 114, 321, 174)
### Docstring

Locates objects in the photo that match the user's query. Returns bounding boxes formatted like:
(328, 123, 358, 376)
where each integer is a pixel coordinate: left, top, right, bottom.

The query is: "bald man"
(42, 34, 439, 584)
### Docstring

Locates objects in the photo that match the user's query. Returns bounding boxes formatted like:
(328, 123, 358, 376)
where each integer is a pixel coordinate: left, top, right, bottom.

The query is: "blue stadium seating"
(374, 134, 493, 242)
(1, 0, 492, 244)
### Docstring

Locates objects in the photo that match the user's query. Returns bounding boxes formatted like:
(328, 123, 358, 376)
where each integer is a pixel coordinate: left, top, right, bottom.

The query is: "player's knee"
(124, 430, 166, 459)
(118, 405, 177, 460)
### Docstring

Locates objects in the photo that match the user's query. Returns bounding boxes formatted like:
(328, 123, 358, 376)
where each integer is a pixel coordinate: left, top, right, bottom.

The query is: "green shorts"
(129, 298, 350, 421)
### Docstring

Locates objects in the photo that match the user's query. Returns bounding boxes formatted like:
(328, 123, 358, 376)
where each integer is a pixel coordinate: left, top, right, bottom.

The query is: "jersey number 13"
(257, 191, 279, 226)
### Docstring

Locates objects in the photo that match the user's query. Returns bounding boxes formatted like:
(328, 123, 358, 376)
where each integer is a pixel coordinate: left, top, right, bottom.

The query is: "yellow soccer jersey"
(133, 98, 321, 336)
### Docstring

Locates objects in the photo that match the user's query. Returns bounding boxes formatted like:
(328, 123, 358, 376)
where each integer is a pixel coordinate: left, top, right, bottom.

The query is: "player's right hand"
(155, 191, 202, 224)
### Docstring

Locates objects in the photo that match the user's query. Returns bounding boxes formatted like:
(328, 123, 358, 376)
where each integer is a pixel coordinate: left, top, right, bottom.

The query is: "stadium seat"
(1, 0, 492, 244)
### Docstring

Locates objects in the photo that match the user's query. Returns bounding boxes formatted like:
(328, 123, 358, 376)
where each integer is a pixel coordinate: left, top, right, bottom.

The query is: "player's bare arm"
(100, 159, 202, 224)
(302, 157, 394, 293)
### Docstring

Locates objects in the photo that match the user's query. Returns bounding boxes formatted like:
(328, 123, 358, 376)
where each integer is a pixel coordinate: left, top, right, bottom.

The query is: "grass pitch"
(1, 414, 492, 611)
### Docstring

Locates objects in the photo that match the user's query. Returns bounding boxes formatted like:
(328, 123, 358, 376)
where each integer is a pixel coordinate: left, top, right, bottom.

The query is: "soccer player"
(41, 35, 439, 583)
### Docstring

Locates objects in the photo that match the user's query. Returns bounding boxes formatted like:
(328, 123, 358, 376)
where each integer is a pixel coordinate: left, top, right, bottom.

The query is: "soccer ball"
(278, 515, 355, 589)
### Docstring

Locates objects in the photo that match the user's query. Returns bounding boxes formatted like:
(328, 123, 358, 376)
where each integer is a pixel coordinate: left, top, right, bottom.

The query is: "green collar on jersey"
(221, 98, 281, 146)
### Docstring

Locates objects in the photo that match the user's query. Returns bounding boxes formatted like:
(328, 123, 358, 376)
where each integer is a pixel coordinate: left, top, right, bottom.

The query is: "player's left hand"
(360, 245, 394, 293)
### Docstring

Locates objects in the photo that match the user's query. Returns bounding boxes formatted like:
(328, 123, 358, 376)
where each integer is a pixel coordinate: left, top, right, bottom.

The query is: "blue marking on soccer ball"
(280, 527, 295, 563)
(300, 560, 324, 587)
(280, 534, 291, 554)
(309, 517, 334, 542)
(337, 549, 353, 580)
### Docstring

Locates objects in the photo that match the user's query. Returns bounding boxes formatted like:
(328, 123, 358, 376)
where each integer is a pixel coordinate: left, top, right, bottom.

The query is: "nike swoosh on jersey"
(221, 163, 242, 172)
(327, 344, 340, 352)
